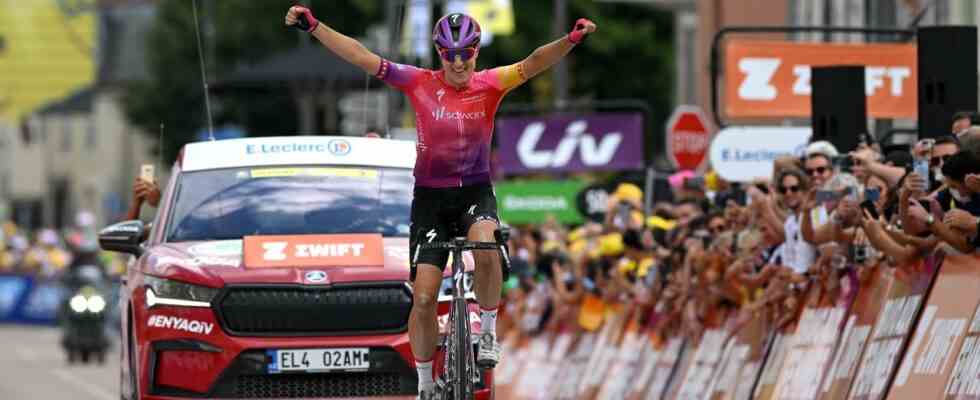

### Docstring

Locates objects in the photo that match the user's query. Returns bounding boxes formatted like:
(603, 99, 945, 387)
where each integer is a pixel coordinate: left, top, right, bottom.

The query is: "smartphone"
(816, 190, 839, 203)
(754, 183, 770, 195)
(913, 158, 930, 180)
(864, 188, 881, 203)
(860, 200, 879, 220)
(140, 164, 155, 183)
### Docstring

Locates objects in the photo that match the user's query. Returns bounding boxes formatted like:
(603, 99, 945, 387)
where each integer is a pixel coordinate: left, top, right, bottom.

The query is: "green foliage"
(475, 1, 674, 164)
(123, 0, 381, 162)
(125, 1, 673, 164)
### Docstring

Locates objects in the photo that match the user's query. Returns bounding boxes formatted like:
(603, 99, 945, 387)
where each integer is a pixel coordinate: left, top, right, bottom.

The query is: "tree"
(124, 0, 381, 162)
(473, 1, 674, 167)
(125, 1, 673, 165)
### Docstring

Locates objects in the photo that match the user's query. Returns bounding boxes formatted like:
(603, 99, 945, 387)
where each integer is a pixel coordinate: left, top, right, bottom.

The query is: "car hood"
(142, 238, 412, 287)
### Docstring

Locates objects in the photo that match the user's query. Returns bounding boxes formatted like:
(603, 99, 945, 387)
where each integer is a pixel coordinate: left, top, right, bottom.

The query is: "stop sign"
(666, 105, 714, 171)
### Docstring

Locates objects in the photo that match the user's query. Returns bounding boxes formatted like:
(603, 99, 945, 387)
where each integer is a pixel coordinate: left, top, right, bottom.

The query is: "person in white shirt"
(755, 168, 815, 275)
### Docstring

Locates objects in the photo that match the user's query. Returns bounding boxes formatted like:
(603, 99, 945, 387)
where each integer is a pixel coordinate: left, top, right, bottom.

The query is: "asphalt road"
(0, 325, 119, 400)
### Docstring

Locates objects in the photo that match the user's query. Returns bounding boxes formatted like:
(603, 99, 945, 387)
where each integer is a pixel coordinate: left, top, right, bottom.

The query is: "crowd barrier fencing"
(495, 251, 980, 400)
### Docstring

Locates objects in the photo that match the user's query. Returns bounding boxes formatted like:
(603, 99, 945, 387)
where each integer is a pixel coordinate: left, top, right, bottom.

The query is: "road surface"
(0, 325, 118, 400)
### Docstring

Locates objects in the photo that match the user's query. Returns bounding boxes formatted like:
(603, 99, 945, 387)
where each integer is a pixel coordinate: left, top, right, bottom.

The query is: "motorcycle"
(60, 263, 110, 364)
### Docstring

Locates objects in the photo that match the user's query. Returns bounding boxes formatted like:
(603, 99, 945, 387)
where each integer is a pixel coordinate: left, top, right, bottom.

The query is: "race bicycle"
(420, 228, 510, 400)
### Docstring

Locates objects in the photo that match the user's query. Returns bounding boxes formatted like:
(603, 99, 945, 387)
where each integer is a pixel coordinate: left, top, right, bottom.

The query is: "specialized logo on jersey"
(436, 88, 446, 103)
(468, 204, 477, 215)
(432, 107, 487, 121)
(425, 229, 437, 243)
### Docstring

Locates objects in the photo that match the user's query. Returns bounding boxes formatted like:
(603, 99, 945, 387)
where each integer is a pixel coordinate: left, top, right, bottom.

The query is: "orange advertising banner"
(887, 253, 980, 400)
(848, 255, 942, 400)
(723, 39, 918, 119)
(820, 266, 895, 399)
(708, 316, 771, 400)
(242, 234, 385, 268)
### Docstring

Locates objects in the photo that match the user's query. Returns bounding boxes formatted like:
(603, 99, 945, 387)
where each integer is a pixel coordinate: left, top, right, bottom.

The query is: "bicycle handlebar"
(419, 240, 503, 252)
(418, 227, 510, 252)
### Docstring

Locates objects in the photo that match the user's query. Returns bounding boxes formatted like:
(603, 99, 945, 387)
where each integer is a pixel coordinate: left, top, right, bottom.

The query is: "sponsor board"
(495, 180, 587, 224)
(496, 112, 645, 174)
(243, 234, 385, 268)
(181, 136, 417, 172)
(848, 256, 941, 400)
(723, 39, 917, 119)
(821, 266, 894, 399)
(708, 126, 812, 182)
(889, 254, 980, 399)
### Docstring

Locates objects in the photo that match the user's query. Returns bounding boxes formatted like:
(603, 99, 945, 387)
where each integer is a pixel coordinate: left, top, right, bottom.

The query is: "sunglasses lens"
(439, 47, 476, 62)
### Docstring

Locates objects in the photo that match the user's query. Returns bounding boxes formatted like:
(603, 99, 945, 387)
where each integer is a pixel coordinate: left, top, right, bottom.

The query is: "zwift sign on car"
(495, 112, 645, 174)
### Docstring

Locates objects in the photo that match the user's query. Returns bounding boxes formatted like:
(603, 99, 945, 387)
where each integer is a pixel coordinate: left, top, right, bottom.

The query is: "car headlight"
(144, 276, 219, 308)
(87, 295, 106, 313)
(69, 295, 88, 313)
(438, 271, 476, 302)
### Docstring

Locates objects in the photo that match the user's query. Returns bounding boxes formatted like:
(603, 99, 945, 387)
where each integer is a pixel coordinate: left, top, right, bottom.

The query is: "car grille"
(227, 373, 415, 398)
(217, 284, 412, 335)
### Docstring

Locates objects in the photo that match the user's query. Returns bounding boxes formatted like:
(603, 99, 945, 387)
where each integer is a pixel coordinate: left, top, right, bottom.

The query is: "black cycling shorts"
(409, 183, 499, 281)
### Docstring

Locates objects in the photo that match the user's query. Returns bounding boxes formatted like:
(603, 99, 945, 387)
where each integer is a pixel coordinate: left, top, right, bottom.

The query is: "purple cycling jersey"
(375, 59, 526, 188)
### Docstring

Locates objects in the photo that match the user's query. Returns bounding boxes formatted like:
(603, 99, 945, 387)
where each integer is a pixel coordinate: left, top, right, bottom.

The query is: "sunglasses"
(709, 224, 727, 234)
(805, 166, 829, 176)
(778, 185, 801, 194)
(930, 154, 951, 168)
(437, 46, 478, 62)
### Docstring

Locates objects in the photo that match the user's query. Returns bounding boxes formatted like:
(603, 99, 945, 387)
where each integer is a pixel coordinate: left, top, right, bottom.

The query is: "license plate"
(268, 348, 370, 373)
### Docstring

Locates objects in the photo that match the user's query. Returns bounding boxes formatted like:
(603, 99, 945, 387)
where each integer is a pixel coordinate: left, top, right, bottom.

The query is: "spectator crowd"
(496, 114, 980, 347)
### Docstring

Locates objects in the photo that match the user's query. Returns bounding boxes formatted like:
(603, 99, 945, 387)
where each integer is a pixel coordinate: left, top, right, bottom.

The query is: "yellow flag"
(467, 0, 514, 36)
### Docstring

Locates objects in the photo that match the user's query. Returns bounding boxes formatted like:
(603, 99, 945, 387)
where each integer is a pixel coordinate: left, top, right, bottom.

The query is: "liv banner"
(495, 180, 586, 224)
(496, 113, 645, 174)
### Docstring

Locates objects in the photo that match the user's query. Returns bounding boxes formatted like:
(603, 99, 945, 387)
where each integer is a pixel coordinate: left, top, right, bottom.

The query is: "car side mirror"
(99, 220, 145, 256)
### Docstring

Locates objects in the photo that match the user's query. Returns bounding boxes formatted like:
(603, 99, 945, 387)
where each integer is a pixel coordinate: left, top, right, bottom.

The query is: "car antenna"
(158, 123, 165, 172)
(192, 0, 215, 141)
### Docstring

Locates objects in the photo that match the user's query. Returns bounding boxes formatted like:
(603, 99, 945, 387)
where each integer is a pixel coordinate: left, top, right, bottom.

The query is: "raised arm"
(519, 19, 596, 80)
(285, 6, 381, 75)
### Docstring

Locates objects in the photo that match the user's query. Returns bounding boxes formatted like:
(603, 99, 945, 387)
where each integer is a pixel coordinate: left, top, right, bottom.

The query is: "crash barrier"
(495, 251, 980, 399)
(0, 273, 121, 326)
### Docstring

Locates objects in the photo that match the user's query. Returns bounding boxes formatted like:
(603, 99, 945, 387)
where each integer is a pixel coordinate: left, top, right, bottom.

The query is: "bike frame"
(422, 229, 510, 400)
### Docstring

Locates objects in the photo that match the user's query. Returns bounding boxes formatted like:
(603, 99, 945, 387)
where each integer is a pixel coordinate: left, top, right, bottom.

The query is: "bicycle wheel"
(452, 296, 473, 399)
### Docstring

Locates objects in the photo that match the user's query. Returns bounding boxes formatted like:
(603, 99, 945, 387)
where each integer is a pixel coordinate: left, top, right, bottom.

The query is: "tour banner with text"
(495, 112, 645, 174)
(723, 39, 917, 119)
(495, 179, 586, 224)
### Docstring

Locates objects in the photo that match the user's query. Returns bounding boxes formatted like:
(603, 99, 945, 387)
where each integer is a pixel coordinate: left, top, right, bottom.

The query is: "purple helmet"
(432, 13, 481, 49)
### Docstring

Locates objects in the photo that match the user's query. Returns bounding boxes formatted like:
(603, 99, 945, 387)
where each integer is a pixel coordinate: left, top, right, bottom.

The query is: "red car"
(100, 136, 492, 400)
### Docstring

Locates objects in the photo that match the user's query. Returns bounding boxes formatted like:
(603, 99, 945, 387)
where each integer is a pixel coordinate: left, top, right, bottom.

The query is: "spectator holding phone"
(125, 165, 162, 221)
(909, 151, 980, 253)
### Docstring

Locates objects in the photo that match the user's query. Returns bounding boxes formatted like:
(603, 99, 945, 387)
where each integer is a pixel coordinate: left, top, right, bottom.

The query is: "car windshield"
(166, 166, 413, 242)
